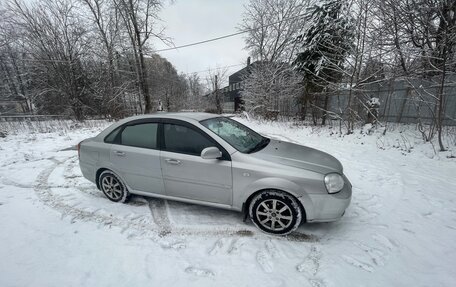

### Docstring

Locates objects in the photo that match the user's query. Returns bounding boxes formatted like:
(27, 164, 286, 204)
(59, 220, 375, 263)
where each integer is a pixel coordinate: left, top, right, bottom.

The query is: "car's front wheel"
(99, 170, 129, 203)
(249, 190, 302, 235)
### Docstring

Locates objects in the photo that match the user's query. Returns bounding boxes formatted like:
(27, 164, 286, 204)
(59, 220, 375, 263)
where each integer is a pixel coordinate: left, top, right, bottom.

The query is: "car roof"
(121, 112, 220, 122)
(96, 112, 221, 140)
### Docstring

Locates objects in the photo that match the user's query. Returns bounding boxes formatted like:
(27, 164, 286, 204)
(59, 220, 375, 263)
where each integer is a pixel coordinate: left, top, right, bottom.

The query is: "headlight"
(324, 173, 345, 194)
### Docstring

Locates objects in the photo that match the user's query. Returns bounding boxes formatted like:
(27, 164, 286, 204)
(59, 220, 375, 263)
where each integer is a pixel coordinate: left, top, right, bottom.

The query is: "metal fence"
(326, 76, 456, 126)
(223, 76, 456, 126)
(0, 114, 66, 122)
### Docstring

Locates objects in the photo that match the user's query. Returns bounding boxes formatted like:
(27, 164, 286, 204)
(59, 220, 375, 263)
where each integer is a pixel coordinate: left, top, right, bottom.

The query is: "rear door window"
(120, 123, 158, 149)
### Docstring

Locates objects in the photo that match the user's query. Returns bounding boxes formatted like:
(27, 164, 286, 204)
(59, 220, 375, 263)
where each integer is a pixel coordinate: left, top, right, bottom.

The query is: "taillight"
(77, 141, 83, 158)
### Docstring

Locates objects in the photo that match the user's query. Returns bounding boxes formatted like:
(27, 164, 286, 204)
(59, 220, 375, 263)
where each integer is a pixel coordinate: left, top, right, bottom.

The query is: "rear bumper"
(79, 161, 96, 184)
(302, 176, 352, 222)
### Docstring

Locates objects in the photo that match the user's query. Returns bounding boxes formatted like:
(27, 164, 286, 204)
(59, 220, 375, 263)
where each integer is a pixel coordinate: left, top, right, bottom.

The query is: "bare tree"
(0, 0, 191, 120)
(239, 0, 309, 62)
(114, 0, 168, 113)
(186, 73, 206, 110)
(372, 0, 456, 150)
(81, 0, 127, 118)
(6, 0, 93, 120)
(403, 0, 456, 151)
(241, 62, 303, 118)
(206, 67, 228, 114)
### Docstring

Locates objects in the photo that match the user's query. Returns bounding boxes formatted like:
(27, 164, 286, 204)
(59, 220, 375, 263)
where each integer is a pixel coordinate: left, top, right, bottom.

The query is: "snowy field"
(0, 118, 455, 287)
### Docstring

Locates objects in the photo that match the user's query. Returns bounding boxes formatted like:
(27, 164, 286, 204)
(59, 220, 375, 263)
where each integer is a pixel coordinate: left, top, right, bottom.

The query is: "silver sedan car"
(78, 113, 351, 235)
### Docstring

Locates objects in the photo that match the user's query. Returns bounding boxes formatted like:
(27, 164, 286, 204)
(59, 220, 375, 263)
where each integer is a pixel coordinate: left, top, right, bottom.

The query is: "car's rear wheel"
(99, 170, 129, 203)
(249, 190, 302, 235)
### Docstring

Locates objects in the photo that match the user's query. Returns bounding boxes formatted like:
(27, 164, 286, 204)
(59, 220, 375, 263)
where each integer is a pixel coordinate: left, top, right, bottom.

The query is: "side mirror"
(201, 147, 222, 160)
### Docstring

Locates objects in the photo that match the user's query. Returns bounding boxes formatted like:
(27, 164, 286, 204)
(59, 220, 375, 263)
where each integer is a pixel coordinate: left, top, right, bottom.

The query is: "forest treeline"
(0, 0, 455, 150)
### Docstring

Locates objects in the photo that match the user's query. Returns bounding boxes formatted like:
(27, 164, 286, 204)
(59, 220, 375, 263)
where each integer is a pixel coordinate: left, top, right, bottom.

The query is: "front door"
(110, 121, 164, 194)
(160, 122, 232, 205)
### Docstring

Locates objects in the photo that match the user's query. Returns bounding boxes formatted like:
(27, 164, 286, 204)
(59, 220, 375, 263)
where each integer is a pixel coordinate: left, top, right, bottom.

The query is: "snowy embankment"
(0, 118, 455, 287)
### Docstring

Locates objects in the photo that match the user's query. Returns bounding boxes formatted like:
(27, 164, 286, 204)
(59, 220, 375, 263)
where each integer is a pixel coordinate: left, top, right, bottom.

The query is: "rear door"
(159, 120, 232, 205)
(108, 119, 164, 194)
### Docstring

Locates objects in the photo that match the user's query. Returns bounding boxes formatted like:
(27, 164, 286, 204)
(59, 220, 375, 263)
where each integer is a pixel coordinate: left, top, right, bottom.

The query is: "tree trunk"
(138, 50, 152, 113)
(437, 55, 446, 152)
(321, 95, 329, 125)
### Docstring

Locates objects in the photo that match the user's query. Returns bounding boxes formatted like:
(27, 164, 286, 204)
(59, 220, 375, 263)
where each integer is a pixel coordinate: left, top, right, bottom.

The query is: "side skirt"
(130, 189, 242, 212)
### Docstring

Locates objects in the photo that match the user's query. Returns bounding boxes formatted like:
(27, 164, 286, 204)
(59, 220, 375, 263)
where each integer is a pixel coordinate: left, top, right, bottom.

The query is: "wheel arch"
(242, 188, 307, 223)
(95, 167, 109, 190)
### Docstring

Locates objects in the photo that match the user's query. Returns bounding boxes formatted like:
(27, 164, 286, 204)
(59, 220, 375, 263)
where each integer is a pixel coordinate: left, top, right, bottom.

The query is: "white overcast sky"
(153, 0, 250, 80)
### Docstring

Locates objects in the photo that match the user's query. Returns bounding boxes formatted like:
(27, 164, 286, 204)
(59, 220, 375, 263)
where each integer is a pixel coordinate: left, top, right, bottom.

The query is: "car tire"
(98, 170, 130, 203)
(249, 190, 302, 235)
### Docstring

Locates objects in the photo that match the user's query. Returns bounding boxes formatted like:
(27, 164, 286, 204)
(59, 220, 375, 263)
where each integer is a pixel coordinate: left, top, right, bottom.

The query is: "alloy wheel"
(101, 175, 123, 201)
(255, 199, 293, 232)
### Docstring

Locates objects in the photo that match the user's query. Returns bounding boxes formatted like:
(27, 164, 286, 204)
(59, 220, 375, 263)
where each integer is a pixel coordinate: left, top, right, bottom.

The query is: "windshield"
(201, 117, 269, 153)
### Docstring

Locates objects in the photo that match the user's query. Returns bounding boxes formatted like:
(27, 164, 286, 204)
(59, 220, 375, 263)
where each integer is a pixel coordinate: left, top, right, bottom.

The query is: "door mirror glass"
(201, 147, 222, 159)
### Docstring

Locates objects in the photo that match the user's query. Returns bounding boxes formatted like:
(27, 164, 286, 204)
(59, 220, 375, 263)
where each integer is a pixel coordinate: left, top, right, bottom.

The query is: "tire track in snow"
(34, 157, 160, 239)
(148, 198, 172, 236)
(32, 156, 319, 242)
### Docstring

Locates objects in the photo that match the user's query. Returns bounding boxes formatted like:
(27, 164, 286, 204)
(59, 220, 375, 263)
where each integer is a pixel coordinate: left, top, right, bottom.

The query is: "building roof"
(228, 61, 266, 84)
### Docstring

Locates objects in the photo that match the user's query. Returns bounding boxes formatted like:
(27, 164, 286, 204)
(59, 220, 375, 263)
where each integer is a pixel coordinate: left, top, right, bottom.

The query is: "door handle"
(165, 158, 181, 165)
(114, 150, 126, 157)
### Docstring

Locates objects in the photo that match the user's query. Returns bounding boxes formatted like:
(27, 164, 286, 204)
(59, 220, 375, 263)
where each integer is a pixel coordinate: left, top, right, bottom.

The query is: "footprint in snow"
(208, 238, 225, 256)
(256, 250, 274, 273)
(265, 239, 281, 258)
(353, 241, 386, 266)
(402, 228, 415, 234)
(256, 240, 285, 273)
(185, 267, 215, 277)
(341, 255, 374, 273)
(227, 239, 244, 255)
(296, 245, 321, 276)
(372, 234, 396, 250)
(208, 238, 245, 255)
(309, 278, 326, 287)
(161, 240, 187, 250)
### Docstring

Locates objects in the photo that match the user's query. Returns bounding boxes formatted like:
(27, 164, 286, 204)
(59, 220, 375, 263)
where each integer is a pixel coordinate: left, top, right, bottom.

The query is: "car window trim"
(159, 119, 231, 161)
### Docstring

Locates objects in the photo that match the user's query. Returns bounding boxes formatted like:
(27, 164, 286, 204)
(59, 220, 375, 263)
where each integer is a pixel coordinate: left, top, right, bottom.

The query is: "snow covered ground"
(0, 118, 455, 287)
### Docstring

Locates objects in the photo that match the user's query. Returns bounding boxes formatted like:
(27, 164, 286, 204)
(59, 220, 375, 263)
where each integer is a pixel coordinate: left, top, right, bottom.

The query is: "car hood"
(251, 139, 343, 174)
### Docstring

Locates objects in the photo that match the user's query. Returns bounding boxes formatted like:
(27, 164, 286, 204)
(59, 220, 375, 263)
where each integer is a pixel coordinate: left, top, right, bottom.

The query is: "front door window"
(163, 123, 213, 156)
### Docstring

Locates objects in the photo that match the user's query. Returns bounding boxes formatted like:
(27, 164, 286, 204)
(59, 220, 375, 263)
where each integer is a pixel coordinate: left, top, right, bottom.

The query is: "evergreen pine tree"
(293, 0, 354, 123)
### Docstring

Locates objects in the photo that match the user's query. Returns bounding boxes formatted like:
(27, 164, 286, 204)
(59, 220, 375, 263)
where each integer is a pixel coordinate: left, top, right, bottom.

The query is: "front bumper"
(302, 175, 352, 222)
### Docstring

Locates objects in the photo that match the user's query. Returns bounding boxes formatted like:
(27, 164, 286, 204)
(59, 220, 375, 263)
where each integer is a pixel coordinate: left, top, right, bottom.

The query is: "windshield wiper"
(247, 137, 270, 154)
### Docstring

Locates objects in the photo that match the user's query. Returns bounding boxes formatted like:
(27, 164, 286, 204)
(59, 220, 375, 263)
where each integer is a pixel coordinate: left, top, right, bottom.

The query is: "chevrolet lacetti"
(78, 113, 352, 235)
